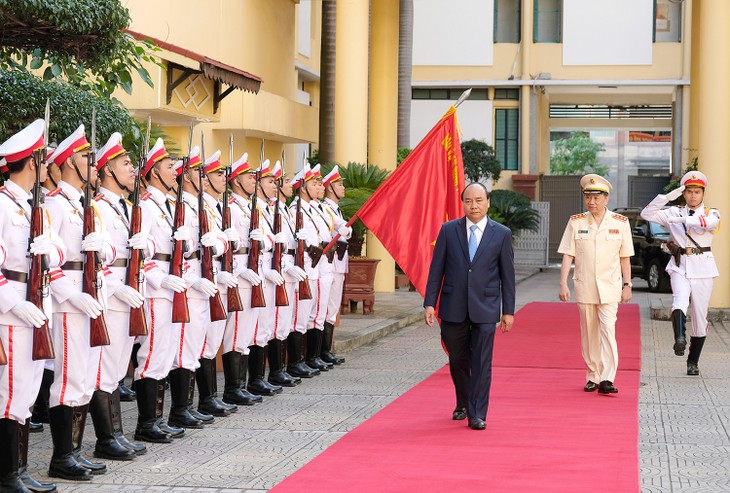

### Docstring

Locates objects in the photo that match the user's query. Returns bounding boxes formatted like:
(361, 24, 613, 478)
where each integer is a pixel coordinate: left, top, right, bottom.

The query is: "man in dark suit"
(424, 183, 515, 431)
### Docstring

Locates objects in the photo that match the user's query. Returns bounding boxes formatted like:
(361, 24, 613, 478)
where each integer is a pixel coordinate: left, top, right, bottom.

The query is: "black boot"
(687, 336, 706, 376)
(238, 355, 263, 402)
(222, 352, 260, 405)
(31, 369, 53, 424)
(672, 309, 687, 356)
(0, 418, 31, 492)
(287, 332, 319, 378)
(110, 388, 146, 455)
(89, 391, 135, 461)
(267, 340, 298, 387)
(187, 371, 215, 423)
(71, 404, 106, 474)
(18, 421, 57, 492)
(196, 359, 232, 417)
(47, 406, 92, 481)
(155, 379, 184, 438)
(280, 340, 301, 385)
(133, 378, 172, 444)
(306, 329, 333, 371)
(168, 368, 204, 429)
(247, 346, 279, 396)
(118, 379, 136, 402)
(206, 358, 238, 413)
(321, 322, 345, 365)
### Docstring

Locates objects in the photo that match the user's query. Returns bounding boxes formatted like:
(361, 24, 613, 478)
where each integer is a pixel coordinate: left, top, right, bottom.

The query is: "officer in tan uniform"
(558, 174, 634, 395)
(640, 171, 719, 375)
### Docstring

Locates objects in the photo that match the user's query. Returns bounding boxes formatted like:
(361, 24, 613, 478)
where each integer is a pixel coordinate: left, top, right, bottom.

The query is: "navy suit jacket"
(424, 216, 516, 324)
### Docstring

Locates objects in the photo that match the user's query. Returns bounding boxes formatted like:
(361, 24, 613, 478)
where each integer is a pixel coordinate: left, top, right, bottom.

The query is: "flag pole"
(454, 88, 472, 108)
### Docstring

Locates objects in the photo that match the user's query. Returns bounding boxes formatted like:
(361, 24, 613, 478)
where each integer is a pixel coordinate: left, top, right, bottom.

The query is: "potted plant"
(487, 190, 540, 238)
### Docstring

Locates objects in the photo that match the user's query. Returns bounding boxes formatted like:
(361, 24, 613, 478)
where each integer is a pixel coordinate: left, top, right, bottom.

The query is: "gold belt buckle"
(687, 247, 696, 255)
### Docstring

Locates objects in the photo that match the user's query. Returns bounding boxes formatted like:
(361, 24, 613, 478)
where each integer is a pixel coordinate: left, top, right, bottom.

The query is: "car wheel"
(647, 258, 670, 292)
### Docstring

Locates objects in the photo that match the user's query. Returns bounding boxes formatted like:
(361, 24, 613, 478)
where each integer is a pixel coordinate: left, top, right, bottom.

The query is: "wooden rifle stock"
(295, 196, 312, 300)
(248, 193, 266, 308)
(83, 194, 110, 348)
(199, 208, 227, 321)
(221, 198, 243, 312)
(0, 339, 5, 365)
(272, 207, 289, 306)
(28, 203, 54, 360)
(170, 173, 191, 324)
(126, 201, 148, 336)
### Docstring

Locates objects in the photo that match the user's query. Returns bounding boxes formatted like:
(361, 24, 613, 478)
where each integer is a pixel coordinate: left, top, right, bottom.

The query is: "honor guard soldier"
(221, 153, 267, 405)
(46, 124, 116, 480)
(558, 174, 634, 395)
(267, 161, 306, 388)
(320, 166, 351, 365)
(0, 119, 66, 492)
(641, 171, 720, 375)
(135, 140, 193, 440)
(90, 133, 152, 459)
(287, 164, 323, 378)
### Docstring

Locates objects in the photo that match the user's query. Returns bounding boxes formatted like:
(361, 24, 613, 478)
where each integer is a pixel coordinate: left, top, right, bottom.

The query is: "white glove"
(114, 285, 145, 308)
(263, 269, 285, 286)
(81, 232, 104, 252)
(128, 232, 149, 250)
(217, 271, 238, 288)
(249, 229, 265, 242)
(191, 277, 219, 297)
(161, 274, 187, 293)
(224, 227, 240, 244)
(337, 225, 352, 239)
(295, 229, 309, 242)
(665, 186, 685, 202)
(68, 292, 103, 318)
(273, 232, 287, 244)
(284, 264, 307, 282)
(173, 225, 192, 242)
(200, 231, 219, 248)
(29, 233, 53, 256)
(11, 301, 47, 328)
(239, 268, 262, 286)
(667, 216, 687, 224)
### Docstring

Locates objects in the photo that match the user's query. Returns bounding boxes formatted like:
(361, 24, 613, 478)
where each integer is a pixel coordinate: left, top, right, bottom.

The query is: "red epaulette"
(611, 213, 628, 222)
(0, 186, 4, 192)
(228, 196, 236, 205)
(570, 213, 585, 221)
(46, 188, 62, 197)
(141, 192, 152, 201)
(94, 193, 104, 201)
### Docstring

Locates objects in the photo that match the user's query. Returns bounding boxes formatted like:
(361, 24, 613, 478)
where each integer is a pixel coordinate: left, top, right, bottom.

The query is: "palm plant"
(487, 190, 540, 237)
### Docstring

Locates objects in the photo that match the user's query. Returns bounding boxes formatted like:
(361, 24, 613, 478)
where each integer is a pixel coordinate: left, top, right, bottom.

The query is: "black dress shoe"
(687, 362, 700, 376)
(118, 381, 136, 402)
(598, 380, 618, 394)
(29, 421, 44, 433)
(468, 418, 486, 430)
(452, 408, 467, 421)
(584, 381, 599, 392)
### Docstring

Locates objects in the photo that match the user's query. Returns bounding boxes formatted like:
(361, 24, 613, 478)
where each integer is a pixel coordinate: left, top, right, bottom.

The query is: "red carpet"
(271, 302, 641, 493)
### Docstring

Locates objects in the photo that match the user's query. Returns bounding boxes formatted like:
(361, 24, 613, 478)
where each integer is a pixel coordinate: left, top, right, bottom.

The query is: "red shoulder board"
(46, 188, 62, 197)
(570, 213, 584, 221)
(94, 193, 104, 201)
(611, 213, 628, 222)
(141, 192, 152, 201)
(228, 196, 236, 205)
(0, 186, 4, 191)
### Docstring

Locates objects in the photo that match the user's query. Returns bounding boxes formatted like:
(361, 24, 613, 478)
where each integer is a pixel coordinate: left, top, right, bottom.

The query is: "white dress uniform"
(310, 202, 335, 332)
(558, 207, 634, 386)
(272, 199, 298, 342)
(321, 197, 350, 326)
(253, 199, 278, 348)
(289, 198, 321, 335)
(201, 191, 230, 360)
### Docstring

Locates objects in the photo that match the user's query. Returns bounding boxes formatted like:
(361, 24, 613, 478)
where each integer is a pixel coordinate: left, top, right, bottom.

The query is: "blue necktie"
(468, 224, 478, 261)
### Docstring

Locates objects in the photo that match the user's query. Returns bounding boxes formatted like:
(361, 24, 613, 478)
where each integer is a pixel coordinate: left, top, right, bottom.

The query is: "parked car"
(614, 207, 671, 292)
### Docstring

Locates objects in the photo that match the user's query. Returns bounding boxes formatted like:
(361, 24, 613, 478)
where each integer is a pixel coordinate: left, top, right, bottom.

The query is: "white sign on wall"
(563, 0, 653, 66)
(410, 100, 494, 149)
(413, 0, 494, 66)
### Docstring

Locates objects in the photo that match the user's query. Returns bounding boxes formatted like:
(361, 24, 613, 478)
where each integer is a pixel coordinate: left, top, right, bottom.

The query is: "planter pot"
(394, 273, 410, 289)
(341, 258, 380, 314)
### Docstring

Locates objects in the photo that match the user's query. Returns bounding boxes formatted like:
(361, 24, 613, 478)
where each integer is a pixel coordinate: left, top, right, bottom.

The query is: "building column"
(697, 0, 730, 308)
(367, 0, 399, 293)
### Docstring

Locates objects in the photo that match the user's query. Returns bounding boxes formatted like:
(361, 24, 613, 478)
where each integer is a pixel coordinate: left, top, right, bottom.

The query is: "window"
(494, 0, 521, 43)
(494, 88, 520, 100)
(412, 88, 489, 100)
(495, 109, 519, 171)
(534, 0, 562, 43)
(654, 0, 681, 43)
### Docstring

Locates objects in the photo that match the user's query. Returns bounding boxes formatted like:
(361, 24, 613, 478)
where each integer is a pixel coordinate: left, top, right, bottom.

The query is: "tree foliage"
(487, 189, 540, 236)
(549, 132, 608, 176)
(461, 139, 502, 184)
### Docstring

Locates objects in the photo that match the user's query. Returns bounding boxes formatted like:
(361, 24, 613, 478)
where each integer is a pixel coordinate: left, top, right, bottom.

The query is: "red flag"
(357, 107, 465, 297)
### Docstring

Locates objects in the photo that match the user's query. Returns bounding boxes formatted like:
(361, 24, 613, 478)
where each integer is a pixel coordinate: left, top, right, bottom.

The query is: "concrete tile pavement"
(25, 266, 728, 491)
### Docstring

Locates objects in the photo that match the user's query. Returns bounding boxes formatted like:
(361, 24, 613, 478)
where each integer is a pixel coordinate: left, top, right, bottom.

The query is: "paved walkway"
(25, 267, 730, 491)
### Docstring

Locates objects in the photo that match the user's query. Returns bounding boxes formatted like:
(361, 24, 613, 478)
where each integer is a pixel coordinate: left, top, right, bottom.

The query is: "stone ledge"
(333, 308, 424, 353)
(650, 298, 730, 322)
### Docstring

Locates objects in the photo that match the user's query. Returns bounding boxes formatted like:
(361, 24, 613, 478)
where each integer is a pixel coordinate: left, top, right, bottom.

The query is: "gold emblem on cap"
(691, 174, 697, 180)
(590, 178, 596, 184)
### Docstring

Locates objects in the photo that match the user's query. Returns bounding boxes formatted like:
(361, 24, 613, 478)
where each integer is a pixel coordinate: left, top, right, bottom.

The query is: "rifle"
(28, 99, 54, 360)
(169, 122, 193, 324)
(222, 134, 243, 312)
(199, 133, 227, 321)
(272, 154, 288, 307)
(247, 143, 266, 308)
(126, 117, 150, 337)
(294, 178, 313, 300)
(84, 108, 110, 347)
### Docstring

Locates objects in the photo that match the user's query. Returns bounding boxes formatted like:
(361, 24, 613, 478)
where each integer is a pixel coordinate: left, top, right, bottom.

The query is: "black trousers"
(441, 318, 496, 421)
